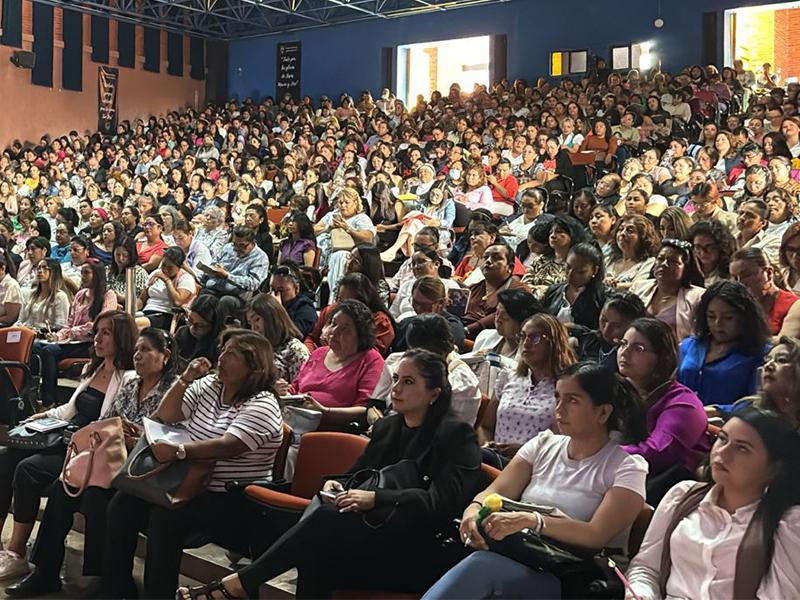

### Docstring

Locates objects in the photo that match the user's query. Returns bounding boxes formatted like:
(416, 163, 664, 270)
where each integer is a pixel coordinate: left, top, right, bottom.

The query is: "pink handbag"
(60, 417, 128, 497)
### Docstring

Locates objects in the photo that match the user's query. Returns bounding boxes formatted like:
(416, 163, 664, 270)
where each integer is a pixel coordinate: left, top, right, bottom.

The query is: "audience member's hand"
(482, 511, 534, 541)
(335, 489, 375, 513)
(303, 394, 327, 413)
(321, 480, 344, 504)
(149, 271, 168, 284)
(182, 357, 212, 383)
(210, 263, 229, 278)
(270, 290, 283, 305)
(274, 379, 290, 396)
(24, 412, 49, 422)
(150, 440, 178, 463)
(459, 511, 488, 550)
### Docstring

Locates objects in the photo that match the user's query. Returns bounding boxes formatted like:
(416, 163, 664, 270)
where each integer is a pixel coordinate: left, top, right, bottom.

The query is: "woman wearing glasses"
(136, 214, 169, 273)
(478, 313, 575, 468)
(779, 222, 800, 294)
(630, 239, 705, 341)
(617, 318, 711, 503)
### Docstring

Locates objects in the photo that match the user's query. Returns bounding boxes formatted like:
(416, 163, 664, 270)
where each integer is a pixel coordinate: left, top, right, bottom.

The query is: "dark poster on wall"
(276, 41, 301, 100)
(98, 66, 119, 135)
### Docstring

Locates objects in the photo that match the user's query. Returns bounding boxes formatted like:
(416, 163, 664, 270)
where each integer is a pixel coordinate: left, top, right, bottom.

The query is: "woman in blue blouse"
(677, 280, 771, 416)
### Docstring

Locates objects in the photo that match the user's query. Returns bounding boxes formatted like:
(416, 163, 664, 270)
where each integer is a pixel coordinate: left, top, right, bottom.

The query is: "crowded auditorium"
(0, 0, 799, 598)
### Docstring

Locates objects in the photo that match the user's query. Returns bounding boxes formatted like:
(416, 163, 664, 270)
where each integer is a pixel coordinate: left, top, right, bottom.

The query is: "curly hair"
(328, 299, 376, 352)
(687, 219, 737, 280)
(692, 280, 770, 356)
(217, 328, 277, 405)
(609, 214, 661, 262)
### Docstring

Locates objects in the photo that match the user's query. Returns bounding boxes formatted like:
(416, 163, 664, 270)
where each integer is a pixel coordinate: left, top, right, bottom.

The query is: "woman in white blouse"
(17, 258, 71, 332)
(137, 246, 196, 331)
(626, 407, 800, 600)
(477, 313, 575, 467)
(424, 362, 649, 599)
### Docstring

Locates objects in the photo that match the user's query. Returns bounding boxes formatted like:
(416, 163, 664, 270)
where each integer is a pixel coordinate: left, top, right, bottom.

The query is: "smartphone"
(281, 394, 306, 406)
(319, 490, 340, 501)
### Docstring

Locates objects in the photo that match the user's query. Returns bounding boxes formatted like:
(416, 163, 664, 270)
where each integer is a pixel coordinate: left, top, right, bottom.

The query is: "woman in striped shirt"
(103, 329, 284, 600)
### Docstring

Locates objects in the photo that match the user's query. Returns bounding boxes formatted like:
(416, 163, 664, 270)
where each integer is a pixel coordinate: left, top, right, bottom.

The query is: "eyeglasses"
(143, 221, 158, 228)
(412, 243, 434, 252)
(36, 265, 51, 273)
(616, 339, 654, 354)
(233, 241, 252, 251)
(517, 332, 547, 345)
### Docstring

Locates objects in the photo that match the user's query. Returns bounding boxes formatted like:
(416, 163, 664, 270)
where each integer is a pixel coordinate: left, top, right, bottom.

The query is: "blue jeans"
(422, 551, 562, 599)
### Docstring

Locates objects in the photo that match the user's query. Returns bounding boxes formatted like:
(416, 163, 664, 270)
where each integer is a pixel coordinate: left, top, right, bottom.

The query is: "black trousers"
(103, 490, 259, 600)
(237, 503, 468, 599)
(0, 446, 66, 523)
(31, 484, 114, 580)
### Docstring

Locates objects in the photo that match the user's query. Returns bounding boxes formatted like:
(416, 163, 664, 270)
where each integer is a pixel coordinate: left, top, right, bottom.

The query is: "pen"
(608, 558, 641, 600)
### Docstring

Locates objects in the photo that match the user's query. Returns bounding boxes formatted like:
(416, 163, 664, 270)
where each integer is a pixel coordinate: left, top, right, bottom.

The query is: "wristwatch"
(175, 443, 187, 460)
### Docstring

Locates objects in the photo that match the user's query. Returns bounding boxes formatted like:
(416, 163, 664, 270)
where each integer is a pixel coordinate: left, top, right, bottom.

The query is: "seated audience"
(8, 328, 178, 597)
(424, 362, 647, 599)
(0, 311, 136, 580)
(389, 247, 460, 319)
(246, 293, 310, 383)
(345, 243, 390, 305)
(269, 265, 318, 337)
(631, 238, 705, 341)
(464, 243, 528, 340)
(288, 299, 384, 430)
(174, 295, 222, 364)
(31, 262, 117, 405)
(392, 276, 466, 353)
(172, 220, 213, 279)
(372, 313, 480, 425)
(278, 210, 317, 267)
(137, 246, 196, 330)
(542, 242, 608, 329)
(730, 247, 800, 337)
(679, 281, 771, 415)
(479, 313, 575, 468)
(605, 215, 660, 290)
(522, 216, 586, 297)
(687, 219, 737, 287)
(107, 236, 148, 310)
(16, 237, 50, 298)
(17, 258, 71, 332)
(617, 318, 712, 503)
(136, 214, 169, 272)
(198, 225, 270, 324)
(626, 408, 800, 600)
(0, 255, 21, 326)
(178, 349, 482, 600)
(306, 273, 395, 355)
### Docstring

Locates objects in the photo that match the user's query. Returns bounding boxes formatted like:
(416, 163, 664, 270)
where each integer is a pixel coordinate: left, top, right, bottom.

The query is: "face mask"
(449, 168, 461, 180)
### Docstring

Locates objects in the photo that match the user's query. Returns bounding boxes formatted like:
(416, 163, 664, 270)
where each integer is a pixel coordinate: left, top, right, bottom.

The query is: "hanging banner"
(276, 41, 301, 100)
(98, 65, 119, 135)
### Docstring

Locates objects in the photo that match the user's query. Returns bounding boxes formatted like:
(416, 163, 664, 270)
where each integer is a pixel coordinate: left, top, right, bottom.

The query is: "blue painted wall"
(228, 0, 797, 101)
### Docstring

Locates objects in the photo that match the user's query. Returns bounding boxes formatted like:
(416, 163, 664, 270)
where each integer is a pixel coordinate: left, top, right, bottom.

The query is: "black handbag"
(331, 459, 430, 529)
(111, 435, 215, 509)
(4, 423, 73, 451)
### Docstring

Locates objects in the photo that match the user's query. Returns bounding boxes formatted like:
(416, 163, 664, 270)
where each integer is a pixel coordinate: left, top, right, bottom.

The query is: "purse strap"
(126, 443, 171, 480)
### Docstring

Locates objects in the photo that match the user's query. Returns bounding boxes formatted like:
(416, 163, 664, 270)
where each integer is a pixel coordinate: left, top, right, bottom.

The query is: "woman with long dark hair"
(31, 261, 117, 405)
(542, 242, 608, 329)
(678, 280, 771, 415)
(346, 243, 390, 304)
(178, 348, 482, 600)
(626, 407, 800, 599)
(278, 211, 317, 267)
(617, 318, 712, 503)
(424, 362, 648, 599)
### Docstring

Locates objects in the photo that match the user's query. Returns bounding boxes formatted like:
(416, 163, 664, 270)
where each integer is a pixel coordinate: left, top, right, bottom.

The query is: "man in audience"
(198, 226, 269, 323)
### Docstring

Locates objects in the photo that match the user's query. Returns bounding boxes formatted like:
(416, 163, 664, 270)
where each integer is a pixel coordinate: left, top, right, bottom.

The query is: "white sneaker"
(0, 550, 29, 580)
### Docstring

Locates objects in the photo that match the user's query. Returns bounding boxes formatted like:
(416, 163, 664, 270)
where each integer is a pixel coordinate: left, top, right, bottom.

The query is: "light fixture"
(654, 17, 664, 28)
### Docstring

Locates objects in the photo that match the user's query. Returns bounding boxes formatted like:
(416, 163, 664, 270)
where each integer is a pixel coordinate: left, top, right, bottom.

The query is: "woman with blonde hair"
(478, 313, 576, 467)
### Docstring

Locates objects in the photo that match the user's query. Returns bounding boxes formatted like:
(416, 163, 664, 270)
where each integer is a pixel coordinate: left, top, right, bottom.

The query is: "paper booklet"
(142, 417, 193, 446)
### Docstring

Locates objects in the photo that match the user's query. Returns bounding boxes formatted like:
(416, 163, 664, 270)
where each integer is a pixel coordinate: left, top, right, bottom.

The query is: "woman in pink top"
(453, 165, 493, 211)
(290, 299, 384, 429)
(31, 262, 118, 405)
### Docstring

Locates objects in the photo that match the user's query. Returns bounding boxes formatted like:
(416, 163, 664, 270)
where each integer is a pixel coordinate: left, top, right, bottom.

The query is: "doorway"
(725, 1, 800, 84)
(396, 35, 490, 107)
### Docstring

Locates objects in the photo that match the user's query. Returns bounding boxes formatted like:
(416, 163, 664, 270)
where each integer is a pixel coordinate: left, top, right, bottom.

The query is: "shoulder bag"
(61, 417, 128, 497)
(111, 434, 215, 509)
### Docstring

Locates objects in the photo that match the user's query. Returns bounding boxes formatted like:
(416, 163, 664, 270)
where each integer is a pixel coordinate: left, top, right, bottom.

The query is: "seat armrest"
(244, 485, 312, 511)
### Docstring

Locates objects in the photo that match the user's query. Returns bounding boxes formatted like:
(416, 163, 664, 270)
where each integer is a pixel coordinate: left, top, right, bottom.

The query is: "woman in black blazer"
(178, 348, 483, 600)
(542, 242, 608, 329)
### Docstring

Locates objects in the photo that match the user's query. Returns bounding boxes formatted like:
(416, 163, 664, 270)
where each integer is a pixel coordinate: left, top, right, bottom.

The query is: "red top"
(136, 239, 168, 265)
(491, 175, 519, 205)
(768, 288, 799, 335)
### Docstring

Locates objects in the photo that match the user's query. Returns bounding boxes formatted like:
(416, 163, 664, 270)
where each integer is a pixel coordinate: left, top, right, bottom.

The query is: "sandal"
(176, 580, 235, 600)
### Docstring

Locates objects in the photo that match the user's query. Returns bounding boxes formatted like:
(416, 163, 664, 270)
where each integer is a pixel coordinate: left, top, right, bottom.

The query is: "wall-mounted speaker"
(10, 50, 35, 69)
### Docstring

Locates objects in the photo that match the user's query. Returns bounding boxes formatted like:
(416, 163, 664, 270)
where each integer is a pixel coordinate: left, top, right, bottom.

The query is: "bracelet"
(468, 500, 482, 510)
(533, 511, 544, 536)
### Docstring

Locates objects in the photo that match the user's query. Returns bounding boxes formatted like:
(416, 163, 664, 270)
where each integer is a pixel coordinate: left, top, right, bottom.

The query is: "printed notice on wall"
(276, 41, 301, 100)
